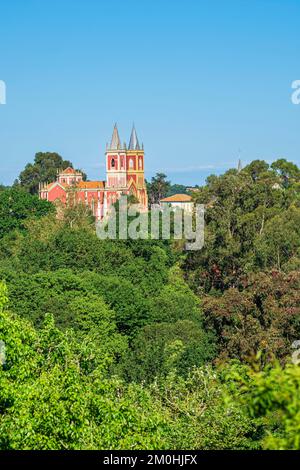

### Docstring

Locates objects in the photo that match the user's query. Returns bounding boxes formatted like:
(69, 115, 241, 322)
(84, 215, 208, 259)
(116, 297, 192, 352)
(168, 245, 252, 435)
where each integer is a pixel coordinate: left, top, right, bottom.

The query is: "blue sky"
(0, 0, 300, 185)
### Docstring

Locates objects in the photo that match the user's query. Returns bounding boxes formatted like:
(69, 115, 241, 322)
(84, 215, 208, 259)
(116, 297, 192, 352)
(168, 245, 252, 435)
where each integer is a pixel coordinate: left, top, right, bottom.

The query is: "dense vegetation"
(0, 158, 300, 450)
(147, 172, 190, 203)
(16, 152, 86, 195)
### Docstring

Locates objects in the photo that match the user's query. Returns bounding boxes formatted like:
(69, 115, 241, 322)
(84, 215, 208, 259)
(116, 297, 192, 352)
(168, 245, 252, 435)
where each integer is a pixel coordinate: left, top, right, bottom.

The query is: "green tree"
(167, 184, 188, 196)
(271, 158, 300, 187)
(0, 187, 54, 238)
(0, 282, 170, 450)
(229, 362, 300, 450)
(202, 271, 300, 363)
(18, 152, 86, 194)
(244, 160, 270, 181)
(185, 160, 300, 292)
(254, 205, 300, 270)
(147, 173, 171, 204)
(122, 320, 216, 383)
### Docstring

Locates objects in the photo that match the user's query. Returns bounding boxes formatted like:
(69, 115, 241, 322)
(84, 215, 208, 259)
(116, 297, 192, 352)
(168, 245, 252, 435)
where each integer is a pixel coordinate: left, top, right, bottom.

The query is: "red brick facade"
(39, 125, 148, 219)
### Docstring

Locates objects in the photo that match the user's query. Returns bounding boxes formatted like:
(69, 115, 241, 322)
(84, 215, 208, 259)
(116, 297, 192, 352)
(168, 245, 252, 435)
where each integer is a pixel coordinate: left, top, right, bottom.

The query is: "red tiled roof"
(77, 181, 105, 189)
(46, 180, 105, 191)
(160, 194, 192, 203)
(62, 167, 77, 174)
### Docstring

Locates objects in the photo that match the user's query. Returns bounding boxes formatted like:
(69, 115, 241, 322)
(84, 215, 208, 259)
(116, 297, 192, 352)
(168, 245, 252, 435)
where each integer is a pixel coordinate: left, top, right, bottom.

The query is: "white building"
(160, 194, 193, 213)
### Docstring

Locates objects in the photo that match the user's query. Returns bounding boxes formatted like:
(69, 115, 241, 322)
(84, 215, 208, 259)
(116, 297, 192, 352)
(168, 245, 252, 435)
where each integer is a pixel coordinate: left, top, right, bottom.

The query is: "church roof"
(128, 125, 140, 150)
(45, 180, 105, 191)
(109, 123, 122, 150)
(77, 181, 105, 189)
(60, 167, 80, 175)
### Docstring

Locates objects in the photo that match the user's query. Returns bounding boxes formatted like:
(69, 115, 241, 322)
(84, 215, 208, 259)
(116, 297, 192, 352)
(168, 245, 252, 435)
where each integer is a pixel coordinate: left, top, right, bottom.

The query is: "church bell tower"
(106, 123, 127, 189)
(105, 123, 148, 210)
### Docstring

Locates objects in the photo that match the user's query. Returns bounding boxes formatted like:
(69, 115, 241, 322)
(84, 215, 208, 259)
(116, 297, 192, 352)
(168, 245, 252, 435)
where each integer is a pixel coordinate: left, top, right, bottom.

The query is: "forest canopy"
(0, 158, 300, 450)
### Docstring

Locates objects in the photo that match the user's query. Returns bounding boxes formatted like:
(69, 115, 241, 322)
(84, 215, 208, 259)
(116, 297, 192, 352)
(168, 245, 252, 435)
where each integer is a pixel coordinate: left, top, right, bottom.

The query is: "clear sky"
(0, 0, 300, 186)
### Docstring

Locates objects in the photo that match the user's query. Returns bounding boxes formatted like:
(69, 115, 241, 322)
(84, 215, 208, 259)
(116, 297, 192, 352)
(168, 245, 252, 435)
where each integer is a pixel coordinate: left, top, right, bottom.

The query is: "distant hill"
(166, 183, 200, 196)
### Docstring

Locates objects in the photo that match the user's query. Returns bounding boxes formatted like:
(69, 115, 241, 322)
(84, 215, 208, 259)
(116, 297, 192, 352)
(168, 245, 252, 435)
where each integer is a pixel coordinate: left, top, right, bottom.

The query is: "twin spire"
(109, 123, 141, 151)
(110, 124, 122, 150)
(128, 125, 140, 150)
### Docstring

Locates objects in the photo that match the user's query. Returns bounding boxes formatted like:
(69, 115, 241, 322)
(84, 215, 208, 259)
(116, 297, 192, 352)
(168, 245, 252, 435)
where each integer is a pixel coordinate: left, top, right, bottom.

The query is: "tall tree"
(18, 152, 86, 195)
(147, 173, 171, 204)
(244, 160, 269, 181)
(271, 158, 300, 186)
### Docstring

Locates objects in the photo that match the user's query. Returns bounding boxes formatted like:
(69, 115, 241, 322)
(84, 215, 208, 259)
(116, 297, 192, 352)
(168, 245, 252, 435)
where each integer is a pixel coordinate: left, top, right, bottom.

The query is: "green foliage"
(244, 160, 270, 181)
(271, 158, 300, 186)
(0, 282, 256, 450)
(202, 271, 300, 363)
(166, 184, 188, 196)
(151, 367, 260, 450)
(1, 268, 150, 336)
(122, 320, 216, 383)
(17, 152, 86, 195)
(0, 292, 168, 449)
(254, 205, 300, 270)
(147, 173, 171, 204)
(60, 200, 96, 229)
(227, 362, 300, 450)
(0, 158, 300, 450)
(0, 282, 8, 312)
(148, 266, 202, 324)
(185, 159, 300, 292)
(0, 187, 54, 238)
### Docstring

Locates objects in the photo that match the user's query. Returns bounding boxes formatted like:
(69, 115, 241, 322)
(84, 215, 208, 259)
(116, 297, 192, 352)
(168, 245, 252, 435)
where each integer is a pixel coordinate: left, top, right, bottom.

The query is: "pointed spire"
(128, 124, 140, 150)
(110, 123, 122, 150)
(237, 148, 242, 173)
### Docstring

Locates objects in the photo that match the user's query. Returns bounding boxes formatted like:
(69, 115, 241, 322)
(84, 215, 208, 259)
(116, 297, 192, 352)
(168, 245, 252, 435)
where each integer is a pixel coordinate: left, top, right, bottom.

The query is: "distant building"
(160, 193, 193, 212)
(39, 124, 148, 219)
(186, 187, 200, 193)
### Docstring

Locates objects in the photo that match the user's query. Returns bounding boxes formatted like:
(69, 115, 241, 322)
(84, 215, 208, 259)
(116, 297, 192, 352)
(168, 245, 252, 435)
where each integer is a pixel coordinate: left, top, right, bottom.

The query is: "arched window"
(129, 158, 134, 169)
(111, 158, 115, 168)
(139, 158, 143, 169)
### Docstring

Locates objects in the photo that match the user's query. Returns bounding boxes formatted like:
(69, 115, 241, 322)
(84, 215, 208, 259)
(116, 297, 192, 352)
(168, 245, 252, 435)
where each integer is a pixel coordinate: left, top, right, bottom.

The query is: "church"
(39, 124, 148, 219)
